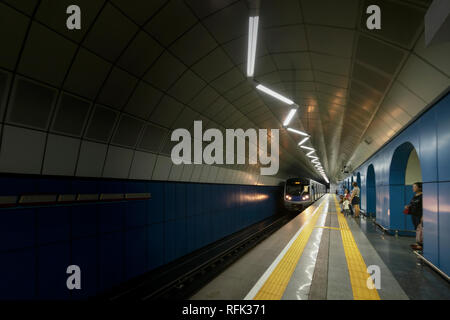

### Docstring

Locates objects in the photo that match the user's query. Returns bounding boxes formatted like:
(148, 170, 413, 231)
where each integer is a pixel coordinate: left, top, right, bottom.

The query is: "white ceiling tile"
(168, 164, 184, 181)
(397, 55, 449, 103)
(43, 134, 80, 176)
(76, 140, 107, 177)
(0, 125, 46, 174)
(103, 146, 134, 179)
(152, 155, 173, 180)
(414, 33, 450, 77)
(145, 0, 198, 46)
(129, 151, 157, 180)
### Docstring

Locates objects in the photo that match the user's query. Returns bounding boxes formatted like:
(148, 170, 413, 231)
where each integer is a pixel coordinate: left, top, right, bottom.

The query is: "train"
(283, 177, 326, 211)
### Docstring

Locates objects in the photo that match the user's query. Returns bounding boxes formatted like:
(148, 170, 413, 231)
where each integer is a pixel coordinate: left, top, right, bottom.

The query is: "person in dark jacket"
(351, 182, 360, 218)
(405, 182, 423, 250)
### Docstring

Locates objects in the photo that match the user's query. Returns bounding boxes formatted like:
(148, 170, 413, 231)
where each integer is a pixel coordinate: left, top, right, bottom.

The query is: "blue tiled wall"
(0, 176, 280, 299)
(345, 91, 450, 276)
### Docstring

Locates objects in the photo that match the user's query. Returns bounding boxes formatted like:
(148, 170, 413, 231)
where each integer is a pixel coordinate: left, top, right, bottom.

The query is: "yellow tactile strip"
(253, 201, 326, 300)
(315, 226, 340, 231)
(333, 195, 380, 300)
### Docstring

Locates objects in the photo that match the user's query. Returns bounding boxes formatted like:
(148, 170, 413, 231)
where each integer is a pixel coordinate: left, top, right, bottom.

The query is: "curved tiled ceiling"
(0, 0, 448, 183)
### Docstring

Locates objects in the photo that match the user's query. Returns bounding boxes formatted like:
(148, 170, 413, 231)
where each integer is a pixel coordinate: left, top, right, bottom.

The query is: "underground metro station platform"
(0, 0, 449, 312)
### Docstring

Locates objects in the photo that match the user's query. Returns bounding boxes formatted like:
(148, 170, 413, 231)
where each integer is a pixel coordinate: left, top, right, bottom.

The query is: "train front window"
(286, 183, 309, 196)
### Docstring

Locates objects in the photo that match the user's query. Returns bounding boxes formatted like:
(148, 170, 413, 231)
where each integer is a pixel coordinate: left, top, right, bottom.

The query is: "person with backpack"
(405, 182, 423, 250)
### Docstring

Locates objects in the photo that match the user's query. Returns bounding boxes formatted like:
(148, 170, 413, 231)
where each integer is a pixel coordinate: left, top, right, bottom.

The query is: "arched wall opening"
(389, 142, 423, 231)
(366, 164, 376, 219)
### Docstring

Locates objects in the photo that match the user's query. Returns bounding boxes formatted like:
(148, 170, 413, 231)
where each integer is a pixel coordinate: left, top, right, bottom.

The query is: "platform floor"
(191, 194, 450, 300)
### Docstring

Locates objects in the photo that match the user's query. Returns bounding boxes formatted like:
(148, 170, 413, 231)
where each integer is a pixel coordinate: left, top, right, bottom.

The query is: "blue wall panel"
(0, 209, 35, 251)
(125, 201, 146, 228)
(99, 203, 124, 233)
(0, 177, 36, 195)
(37, 206, 70, 245)
(186, 216, 196, 253)
(125, 228, 147, 280)
(99, 232, 123, 292)
(147, 183, 164, 224)
(72, 205, 97, 238)
(164, 183, 175, 221)
(71, 237, 97, 298)
(423, 183, 439, 264)
(437, 94, 450, 181)
(389, 184, 405, 230)
(0, 175, 280, 299)
(419, 107, 437, 183)
(438, 182, 450, 275)
(147, 223, 164, 270)
(38, 243, 71, 300)
(0, 249, 35, 299)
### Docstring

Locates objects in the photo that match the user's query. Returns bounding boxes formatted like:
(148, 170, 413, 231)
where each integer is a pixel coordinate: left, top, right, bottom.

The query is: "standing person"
(405, 182, 423, 250)
(351, 182, 360, 218)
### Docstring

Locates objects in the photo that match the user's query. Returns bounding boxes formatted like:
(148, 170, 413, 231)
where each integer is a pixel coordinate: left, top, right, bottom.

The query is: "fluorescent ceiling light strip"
(283, 108, 297, 126)
(298, 136, 310, 146)
(246, 17, 254, 76)
(301, 146, 315, 151)
(287, 128, 309, 137)
(306, 150, 315, 156)
(256, 84, 295, 105)
(309, 156, 319, 161)
(312, 159, 320, 164)
(247, 16, 259, 77)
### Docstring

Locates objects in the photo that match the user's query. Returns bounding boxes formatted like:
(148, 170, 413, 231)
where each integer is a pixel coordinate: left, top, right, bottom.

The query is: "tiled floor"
(356, 216, 450, 300)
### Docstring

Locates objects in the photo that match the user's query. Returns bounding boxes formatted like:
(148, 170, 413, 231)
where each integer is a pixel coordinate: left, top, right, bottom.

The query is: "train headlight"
(302, 195, 309, 200)
(285, 195, 292, 201)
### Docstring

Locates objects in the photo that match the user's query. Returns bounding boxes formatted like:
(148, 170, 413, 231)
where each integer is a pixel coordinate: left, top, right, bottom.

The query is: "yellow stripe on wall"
(333, 195, 380, 300)
(253, 200, 326, 300)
